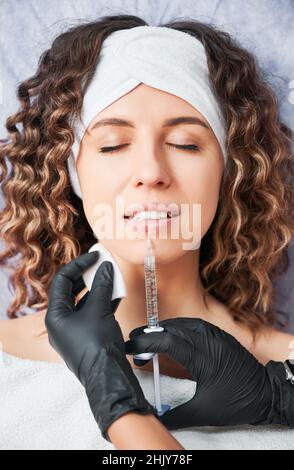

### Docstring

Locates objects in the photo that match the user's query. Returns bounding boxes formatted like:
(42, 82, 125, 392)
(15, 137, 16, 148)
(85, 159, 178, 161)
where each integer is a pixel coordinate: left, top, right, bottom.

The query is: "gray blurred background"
(0, 0, 293, 329)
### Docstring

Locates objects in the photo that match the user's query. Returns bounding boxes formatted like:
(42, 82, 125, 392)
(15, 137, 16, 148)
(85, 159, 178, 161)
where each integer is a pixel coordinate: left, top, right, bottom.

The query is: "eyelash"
(98, 143, 199, 154)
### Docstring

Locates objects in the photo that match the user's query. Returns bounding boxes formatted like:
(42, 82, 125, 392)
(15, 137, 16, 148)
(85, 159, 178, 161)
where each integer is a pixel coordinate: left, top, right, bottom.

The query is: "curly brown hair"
(0, 14, 293, 338)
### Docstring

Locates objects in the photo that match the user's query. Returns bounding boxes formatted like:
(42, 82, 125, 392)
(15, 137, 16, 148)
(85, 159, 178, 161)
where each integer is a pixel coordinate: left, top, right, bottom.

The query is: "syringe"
(133, 237, 171, 416)
(144, 237, 160, 329)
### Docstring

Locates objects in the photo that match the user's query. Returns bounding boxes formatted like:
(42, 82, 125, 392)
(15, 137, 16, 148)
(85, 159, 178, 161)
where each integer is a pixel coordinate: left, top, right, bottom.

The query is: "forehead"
(88, 84, 212, 133)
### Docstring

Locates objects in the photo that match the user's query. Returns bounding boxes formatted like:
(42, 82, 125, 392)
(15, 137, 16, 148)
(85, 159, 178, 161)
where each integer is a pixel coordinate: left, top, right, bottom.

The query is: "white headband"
(67, 25, 227, 199)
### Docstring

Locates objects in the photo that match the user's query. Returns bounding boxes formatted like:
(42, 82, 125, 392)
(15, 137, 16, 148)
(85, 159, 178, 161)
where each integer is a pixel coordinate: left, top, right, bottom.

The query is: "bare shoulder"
(0, 286, 88, 340)
(207, 296, 294, 364)
(0, 314, 32, 354)
(0, 287, 88, 362)
(0, 311, 62, 362)
(0, 315, 25, 338)
(254, 326, 294, 364)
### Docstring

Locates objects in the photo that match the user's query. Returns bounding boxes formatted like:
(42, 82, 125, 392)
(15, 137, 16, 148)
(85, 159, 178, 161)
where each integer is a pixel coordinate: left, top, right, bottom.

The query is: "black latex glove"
(125, 317, 293, 430)
(45, 252, 155, 442)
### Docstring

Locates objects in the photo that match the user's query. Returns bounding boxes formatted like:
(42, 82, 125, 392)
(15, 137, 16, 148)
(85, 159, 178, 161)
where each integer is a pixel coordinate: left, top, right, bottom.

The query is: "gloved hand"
(45, 252, 155, 442)
(125, 317, 294, 430)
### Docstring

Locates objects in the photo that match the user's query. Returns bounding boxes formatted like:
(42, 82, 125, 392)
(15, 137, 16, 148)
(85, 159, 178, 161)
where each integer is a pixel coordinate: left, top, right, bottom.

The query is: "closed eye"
(98, 143, 200, 154)
(166, 143, 199, 152)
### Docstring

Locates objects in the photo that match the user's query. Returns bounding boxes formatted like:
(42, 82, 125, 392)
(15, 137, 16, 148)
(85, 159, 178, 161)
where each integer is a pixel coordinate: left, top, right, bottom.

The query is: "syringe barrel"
(144, 263, 159, 328)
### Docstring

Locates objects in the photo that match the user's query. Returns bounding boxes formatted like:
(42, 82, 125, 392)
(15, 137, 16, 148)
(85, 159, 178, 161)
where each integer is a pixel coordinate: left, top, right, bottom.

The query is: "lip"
(124, 214, 180, 234)
(124, 202, 180, 218)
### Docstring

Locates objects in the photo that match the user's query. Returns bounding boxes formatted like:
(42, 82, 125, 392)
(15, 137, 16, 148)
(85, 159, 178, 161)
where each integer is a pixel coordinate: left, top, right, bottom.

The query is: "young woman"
(0, 14, 293, 450)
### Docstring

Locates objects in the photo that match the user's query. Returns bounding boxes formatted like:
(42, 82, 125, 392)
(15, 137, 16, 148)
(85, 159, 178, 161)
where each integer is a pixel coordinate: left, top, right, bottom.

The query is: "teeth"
(131, 211, 170, 221)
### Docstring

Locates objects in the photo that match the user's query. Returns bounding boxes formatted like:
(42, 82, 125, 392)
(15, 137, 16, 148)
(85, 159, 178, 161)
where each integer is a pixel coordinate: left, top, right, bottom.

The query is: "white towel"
(0, 351, 293, 450)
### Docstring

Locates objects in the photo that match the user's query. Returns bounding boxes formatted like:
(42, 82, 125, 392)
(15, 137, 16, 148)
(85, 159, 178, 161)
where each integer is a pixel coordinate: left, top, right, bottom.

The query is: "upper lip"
(124, 202, 180, 218)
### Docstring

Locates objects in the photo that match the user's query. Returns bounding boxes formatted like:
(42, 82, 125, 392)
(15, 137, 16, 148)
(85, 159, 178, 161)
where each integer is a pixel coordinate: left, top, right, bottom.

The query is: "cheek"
(200, 187, 220, 238)
(78, 175, 117, 234)
(77, 154, 119, 228)
(179, 158, 223, 238)
(78, 157, 114, 194)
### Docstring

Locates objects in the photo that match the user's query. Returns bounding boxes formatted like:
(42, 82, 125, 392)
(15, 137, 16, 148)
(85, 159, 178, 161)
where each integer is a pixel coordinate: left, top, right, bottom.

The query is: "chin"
(103, 238, 187, 266)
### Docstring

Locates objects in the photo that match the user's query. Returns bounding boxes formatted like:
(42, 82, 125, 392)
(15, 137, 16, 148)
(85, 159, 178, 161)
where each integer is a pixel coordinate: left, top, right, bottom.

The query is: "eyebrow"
(89, 116, 210, 132)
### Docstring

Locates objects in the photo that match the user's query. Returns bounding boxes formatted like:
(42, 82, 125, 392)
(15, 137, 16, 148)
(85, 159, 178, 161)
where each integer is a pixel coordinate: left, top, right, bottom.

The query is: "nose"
(129, 144, 171, 189)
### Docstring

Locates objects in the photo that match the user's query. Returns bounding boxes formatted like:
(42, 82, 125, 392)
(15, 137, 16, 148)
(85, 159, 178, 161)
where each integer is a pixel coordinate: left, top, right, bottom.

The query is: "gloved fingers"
(159, 395, 207, 430)
(161, 319, 244, 357)
(127, 318, 212, 367)
(157, 322, 202, 348)
(128, 318, 207, 341)
(128, 330, 153, 365)
(87, 261, 115, 316)
(158, 318, 228, 355)
(128, 324, 148, 340)
(162, 317, 231, 343)
(125, 331, 193, 369)
(159, 317, 209, 334)
(110, 297, 122, 315)
(127, 321, 200, 363)
(75, 291, 90, 310)
(75, 263, 121, 315)
(47, 252, 99, 318)
(132, 356, 151, 367)
(72, 275, 87, 297)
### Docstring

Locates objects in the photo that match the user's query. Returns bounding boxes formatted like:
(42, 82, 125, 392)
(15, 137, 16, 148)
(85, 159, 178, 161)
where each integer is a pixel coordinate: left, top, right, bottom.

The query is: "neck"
(112, 247, 213, 340)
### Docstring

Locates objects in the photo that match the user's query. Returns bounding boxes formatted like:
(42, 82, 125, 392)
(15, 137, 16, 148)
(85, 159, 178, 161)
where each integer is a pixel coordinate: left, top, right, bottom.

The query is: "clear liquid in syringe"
(144, 240, 159, 328)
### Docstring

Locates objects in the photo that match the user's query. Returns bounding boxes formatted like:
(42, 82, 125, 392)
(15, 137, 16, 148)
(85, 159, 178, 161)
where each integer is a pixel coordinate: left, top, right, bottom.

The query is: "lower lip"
(124, 215, 179, 233)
